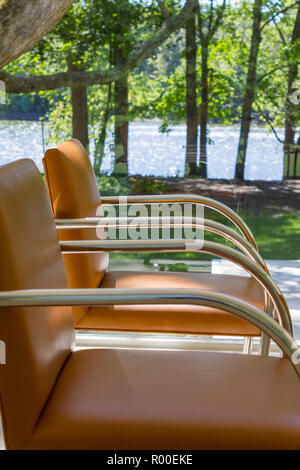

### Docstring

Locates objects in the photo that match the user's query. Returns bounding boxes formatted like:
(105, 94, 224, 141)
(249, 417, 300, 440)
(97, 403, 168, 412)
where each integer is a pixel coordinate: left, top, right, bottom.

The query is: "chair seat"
(24, 348, 300, 450)
(76, 271, 264, 336)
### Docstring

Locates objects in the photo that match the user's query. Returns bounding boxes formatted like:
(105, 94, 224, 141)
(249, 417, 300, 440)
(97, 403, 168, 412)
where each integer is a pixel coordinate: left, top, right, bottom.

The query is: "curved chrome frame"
(56, 217, 275, 334)
(56, 216, 274, 324)
(55, 212, 274, 353)
(56, 216, 267, 271)
(59, 239, 292, 336)
(100, 194, 258, 249)
(55, 193, 257, 249)
(0, 287, 298, 378)
(56, 216, 274, 353)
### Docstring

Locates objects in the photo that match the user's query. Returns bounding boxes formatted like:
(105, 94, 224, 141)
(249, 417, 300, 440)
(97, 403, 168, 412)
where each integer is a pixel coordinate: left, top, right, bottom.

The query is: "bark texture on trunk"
(235, 0, 262, 180)
(284, 2, 300, 150)
(113, 45, 129, 175)
(185, 8, 198, 175)
(197, 0, 226, 178)
(199, 43, 208, 178)
(94, 84, 112, 176)
(0, 0, 74, 68)
(67, 60, 89, 150)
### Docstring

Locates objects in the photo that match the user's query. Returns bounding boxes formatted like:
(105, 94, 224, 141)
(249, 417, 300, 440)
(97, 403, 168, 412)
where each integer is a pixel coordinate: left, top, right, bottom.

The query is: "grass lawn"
(238, 211, 300, 260)
(96, 176, 300, 269)
(109, 210, 300, 270)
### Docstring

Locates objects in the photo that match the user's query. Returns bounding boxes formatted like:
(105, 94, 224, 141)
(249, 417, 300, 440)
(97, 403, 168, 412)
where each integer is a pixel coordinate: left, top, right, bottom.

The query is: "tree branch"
(196, 1, 204, 42)
(0, 0, 197, 93)
(261, 1, 299, 31)
(257, 61, 300, 83)
(157, 0, 170, 20)
(272, 17, 288, 46)
(208, 0, 214, 31)
(254, 100, 284, 144)
(208, 0, 226, 41)
(0, 0, 74, 69)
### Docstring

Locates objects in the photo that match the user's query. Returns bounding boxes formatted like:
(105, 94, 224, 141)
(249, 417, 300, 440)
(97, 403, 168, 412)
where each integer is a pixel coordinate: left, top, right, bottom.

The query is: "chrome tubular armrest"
(55, 217, 266, 271)
(59, 239, 292, 335)
(0, 287, 298, 378)
(56, 218, 272, 344)
(55, 217, 103, 227)
(100, 194, 258, 250)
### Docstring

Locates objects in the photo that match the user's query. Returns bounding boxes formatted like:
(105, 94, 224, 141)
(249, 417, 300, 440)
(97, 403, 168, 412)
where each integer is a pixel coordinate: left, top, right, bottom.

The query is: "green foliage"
(95, 174, 172, 196)
(97, 174, 130, 196)
(129, 176, 172, 194)
(168, 262, 189, 272)
(254, 1, 300, 129)
(3, 0, 300, 162)
(128, 0, 300, 134)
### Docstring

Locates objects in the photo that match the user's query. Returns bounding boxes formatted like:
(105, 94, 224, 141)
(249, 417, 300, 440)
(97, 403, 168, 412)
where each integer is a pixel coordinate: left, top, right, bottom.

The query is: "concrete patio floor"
(211, 259, 300, 341)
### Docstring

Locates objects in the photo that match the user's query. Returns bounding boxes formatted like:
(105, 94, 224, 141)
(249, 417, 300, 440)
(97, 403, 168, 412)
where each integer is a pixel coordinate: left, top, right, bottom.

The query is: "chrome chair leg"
(243, 337, 252, 355)
(260, 333, 271, 356)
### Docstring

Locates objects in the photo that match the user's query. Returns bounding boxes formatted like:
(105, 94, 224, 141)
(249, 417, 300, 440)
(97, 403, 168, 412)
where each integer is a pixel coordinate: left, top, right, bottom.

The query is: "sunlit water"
(0, 120, 284, 180)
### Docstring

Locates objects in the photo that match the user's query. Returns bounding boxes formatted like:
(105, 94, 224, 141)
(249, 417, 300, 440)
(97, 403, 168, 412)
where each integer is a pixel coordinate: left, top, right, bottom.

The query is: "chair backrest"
(0, 159, 74, 450)
(43, 139, 109, 323)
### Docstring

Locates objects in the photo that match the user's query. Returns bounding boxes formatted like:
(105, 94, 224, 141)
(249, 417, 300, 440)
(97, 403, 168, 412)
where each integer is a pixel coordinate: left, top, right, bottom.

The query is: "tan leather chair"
(43, 139, 266, 337)
(1, 159, 300, 450)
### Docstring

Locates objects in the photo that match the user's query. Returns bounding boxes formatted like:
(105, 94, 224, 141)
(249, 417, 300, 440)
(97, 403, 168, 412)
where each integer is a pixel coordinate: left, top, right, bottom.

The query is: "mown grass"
(96, 176, 300, 268)
(109, 210, 300, 270)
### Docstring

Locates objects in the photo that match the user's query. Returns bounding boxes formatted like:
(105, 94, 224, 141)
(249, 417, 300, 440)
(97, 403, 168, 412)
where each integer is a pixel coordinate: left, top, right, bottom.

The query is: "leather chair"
(43, 139, 267, 337)
(0, 159, 300, 450)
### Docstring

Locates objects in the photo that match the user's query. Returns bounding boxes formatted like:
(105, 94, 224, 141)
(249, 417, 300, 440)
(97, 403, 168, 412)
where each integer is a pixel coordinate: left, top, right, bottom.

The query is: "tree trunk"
(284, 2, 300, 153)
(94, 83, 112, 176)
(113, 46, 129, 175)
(235, 0, 262, 180)
(0, 0, 74, 69)
(199, 42, 208, 178)
(185, 8, 198, 176)
(67, 60, 89, 150)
